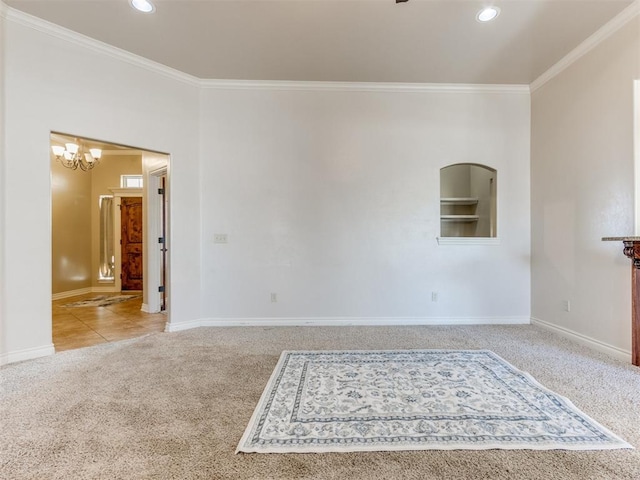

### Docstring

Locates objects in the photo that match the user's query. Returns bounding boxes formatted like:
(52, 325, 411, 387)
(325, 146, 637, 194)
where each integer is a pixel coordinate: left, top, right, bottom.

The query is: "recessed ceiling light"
(477, 6, 500, 23)
(131, 0, 155, 13)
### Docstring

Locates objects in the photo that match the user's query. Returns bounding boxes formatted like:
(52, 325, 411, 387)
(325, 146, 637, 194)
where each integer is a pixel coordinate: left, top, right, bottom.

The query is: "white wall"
(199, 86, 531, 323)
(0, 6, 7, 359)
(0, 10, 201, 362)
(0, 4, 532, 363)
(531, 18, 640, 356)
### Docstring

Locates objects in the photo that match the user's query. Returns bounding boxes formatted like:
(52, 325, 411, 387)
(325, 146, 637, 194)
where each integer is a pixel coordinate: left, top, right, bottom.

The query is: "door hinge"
(158, 188, 165, 194)
(158, 237, 165, 244)
(158, 286, 165, 293)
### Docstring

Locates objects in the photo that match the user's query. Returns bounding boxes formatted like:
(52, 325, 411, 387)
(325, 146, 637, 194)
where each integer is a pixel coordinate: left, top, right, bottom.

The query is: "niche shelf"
(440, 198, 479, 223)
(440, 197, 479, 206)
(440, 214, 479, 222)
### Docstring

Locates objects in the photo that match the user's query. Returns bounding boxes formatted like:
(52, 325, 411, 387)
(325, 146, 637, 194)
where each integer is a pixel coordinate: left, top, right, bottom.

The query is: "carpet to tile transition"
(62, 295, 141, 308)
(237, 350, 632, 454)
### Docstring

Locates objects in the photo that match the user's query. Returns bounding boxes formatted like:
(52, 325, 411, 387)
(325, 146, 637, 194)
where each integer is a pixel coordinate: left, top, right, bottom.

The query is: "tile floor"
(52, 292, 167, 352)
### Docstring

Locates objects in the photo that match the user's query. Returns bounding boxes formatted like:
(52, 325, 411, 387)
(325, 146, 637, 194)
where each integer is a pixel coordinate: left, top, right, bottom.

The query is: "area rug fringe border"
(237, 350, 292, 454)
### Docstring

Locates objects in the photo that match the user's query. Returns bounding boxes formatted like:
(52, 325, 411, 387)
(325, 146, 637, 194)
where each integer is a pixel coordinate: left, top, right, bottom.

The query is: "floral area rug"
(237, 350, 632, 453)
(62, 295, 141, 308)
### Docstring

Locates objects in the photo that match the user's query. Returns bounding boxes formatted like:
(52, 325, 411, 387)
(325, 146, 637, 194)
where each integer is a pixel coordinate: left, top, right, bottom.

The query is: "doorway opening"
(50, 132, 170, 351)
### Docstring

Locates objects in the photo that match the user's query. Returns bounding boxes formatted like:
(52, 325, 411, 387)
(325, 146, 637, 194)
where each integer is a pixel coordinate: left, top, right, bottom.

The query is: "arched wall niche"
(440, 163, 497, 238)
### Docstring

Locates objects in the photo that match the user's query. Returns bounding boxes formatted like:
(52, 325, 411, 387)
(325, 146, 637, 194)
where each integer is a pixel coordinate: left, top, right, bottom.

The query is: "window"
(121, 175, 143, 188)
(440, 164, 497, 238)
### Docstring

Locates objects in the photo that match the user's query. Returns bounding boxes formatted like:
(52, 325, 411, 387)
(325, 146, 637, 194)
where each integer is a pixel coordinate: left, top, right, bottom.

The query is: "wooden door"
(121, 197, 143, 291)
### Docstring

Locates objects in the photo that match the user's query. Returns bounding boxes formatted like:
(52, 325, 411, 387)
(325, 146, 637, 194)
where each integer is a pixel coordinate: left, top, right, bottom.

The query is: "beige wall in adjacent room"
(90, 154, 142, 288)
(51, 152, 143, 295)
(51, 155, 92, 294)
(531, 17, 640, 354)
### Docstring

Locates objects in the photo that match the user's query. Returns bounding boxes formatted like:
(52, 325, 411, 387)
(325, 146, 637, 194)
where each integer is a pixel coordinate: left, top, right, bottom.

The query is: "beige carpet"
(1, 324, 639, 479)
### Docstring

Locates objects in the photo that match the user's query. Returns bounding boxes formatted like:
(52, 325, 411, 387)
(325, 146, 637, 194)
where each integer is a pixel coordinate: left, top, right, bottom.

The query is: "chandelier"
(51, 140, 102, 171)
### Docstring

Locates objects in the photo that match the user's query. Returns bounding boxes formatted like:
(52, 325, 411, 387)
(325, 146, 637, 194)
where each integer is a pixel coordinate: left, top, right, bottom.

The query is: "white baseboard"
(92, 286, 119, 293)
(52, 286, 121, 300)
(0, 344, 55, 366)
(531, 317, 631, 363)
(51, 287, 92, 301)
(51, 286, 119, 300)
(165, 318, 203, 332)
(166, 316, 530, 332)
(141, 303, 165, 314)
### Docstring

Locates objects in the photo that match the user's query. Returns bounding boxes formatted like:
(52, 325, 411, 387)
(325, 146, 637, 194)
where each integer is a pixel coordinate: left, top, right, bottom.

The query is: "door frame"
(110, 188, 143, 294)
(145, 167, 168, 314)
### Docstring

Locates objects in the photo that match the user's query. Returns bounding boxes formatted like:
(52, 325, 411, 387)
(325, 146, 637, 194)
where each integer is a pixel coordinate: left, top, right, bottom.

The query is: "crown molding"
(531, 0, 640, 93)
(199, 79, 530, 94)
(3, 4, 200, 88)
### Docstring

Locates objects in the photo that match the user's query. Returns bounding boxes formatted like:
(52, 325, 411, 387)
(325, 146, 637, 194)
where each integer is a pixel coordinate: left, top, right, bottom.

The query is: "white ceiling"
(4, 0, 635, 84)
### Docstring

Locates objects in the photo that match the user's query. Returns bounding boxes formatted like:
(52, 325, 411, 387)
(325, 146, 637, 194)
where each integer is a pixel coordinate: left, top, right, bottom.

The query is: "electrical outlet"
(431, 291, 438, 302)
(563, 300, 571, 312)
(271, 293, 277, 303)
(213, 234, 228, 244)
